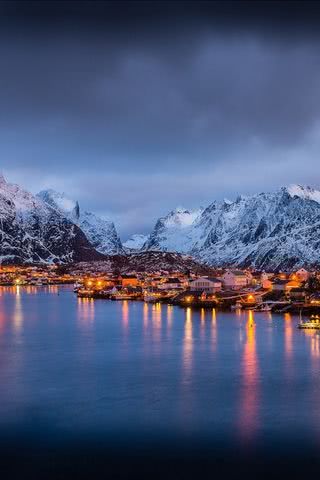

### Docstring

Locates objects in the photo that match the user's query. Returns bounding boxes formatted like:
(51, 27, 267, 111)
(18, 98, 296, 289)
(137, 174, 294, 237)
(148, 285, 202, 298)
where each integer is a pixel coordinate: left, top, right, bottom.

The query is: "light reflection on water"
(77, 297, 95, 324)
(284, 312, 293, 359)
(183, 307, 193, 376)
(0, 287, 319, 443)
(238, 311, 259, 442)
(211, 308, 217, 351)
(13, 286, 23, 333)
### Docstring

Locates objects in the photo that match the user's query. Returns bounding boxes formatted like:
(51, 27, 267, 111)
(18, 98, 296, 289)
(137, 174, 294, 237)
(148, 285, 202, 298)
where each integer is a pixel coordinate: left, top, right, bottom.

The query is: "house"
(158, 277, 184, 290)
(273, 278, 301, 292)
(288, 288, 307, 302)
(120, 275, 139, 287)
(262, 278, 273, 290)
(222, 270, 248, 290)
(295, 268, 310, 282)
(189, 277, 222, 293)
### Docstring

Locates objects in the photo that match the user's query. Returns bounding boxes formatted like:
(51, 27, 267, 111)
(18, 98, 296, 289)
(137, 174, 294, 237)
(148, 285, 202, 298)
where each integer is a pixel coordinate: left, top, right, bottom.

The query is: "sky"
(1, 1, 320, 239)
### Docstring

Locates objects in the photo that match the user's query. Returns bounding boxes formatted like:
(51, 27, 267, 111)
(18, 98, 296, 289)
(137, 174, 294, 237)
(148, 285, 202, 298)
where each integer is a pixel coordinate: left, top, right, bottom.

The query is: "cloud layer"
(1, 1, 320, 238)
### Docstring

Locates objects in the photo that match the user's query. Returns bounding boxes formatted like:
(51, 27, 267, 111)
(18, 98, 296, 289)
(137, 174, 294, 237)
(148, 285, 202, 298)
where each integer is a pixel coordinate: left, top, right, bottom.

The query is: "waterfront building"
(295, 268, 310, 282)
(222, 270, 249, 290)
(189, 277, 222, 293)
(158, 277, 184, 290)
(120, 275, 139, 287)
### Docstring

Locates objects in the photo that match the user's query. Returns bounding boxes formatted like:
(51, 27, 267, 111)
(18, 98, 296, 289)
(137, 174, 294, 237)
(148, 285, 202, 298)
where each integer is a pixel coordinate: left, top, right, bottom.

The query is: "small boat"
(112, 294, 134, 300)
(254, 303, 272, 312)
(77, 289, 94, 298)
(298, 315, 320, 329)
(144, 292, 162, 303)
(231, 301, 242, 310)
(73, 282, 82, 293)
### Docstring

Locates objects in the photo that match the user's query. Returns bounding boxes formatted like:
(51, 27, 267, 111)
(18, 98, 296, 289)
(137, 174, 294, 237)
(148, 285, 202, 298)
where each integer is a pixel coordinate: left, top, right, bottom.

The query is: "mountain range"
(0, 174, 103, 264)
(1, 174, 320, 270)
(141, 185, 320, 270)
(37, 189, 124, 255)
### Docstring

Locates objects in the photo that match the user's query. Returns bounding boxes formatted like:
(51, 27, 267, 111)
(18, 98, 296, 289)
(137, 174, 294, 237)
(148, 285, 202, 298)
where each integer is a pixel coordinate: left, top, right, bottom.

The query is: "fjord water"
(0, 286, 320, 450)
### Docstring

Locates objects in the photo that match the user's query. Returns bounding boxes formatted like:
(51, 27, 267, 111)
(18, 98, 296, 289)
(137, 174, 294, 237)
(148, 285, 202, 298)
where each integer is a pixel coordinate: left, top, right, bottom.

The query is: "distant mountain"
(143, 207, 203, 252)
(123, 234, 149, 252)
(140, 185, 320, 270)
(37, 189, 124, 255)
(0, 175, 103, 264)
(3, 175, 320, 270)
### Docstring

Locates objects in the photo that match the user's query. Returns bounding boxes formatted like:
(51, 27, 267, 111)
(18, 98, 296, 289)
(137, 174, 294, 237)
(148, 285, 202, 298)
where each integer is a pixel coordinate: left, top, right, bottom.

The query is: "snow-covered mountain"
(142, 185, 320, 270)
(123, 234, 149, 252)
(143, 207, 203, 252)
(0, 175, 103, 264)
(37, 189, 124, 255)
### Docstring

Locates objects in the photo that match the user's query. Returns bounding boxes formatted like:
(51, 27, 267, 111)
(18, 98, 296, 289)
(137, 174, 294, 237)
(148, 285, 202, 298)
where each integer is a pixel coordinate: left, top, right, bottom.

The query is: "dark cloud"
(1, 1, 320, 238)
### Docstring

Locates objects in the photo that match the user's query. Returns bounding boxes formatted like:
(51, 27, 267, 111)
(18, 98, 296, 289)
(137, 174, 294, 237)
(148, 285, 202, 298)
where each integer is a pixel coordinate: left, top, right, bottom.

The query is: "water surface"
(0, 285, 319, 447)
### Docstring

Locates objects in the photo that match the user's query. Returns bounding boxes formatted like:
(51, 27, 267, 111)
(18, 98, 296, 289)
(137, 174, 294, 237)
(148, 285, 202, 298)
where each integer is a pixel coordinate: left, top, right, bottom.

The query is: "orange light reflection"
(239, 311, 259, 442)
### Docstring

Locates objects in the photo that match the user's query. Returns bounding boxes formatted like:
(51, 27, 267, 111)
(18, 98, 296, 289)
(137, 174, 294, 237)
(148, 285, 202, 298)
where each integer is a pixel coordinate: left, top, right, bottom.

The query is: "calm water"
(0, 285, 319, 447)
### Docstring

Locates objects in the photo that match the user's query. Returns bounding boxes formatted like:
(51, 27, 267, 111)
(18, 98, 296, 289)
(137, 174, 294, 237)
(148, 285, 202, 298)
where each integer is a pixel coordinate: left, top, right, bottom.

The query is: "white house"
(189, 277, 222, 293)
(222, 270, 248, 290)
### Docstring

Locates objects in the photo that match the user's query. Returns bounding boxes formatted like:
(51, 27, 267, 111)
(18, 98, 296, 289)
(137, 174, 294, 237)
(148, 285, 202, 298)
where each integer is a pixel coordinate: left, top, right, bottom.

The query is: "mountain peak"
(38, 189, 124, 255)
(37, 189, 77, 213)
(285, 184, 320, 203)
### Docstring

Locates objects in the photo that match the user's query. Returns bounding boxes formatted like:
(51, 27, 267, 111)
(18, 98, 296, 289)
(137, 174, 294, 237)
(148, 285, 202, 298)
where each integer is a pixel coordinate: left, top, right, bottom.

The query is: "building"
(288, 288, 307, 302)
(120, 275, 139, 287)
(262, 278, 273, 290)
(222, 270, 249, 290)
(295, 268, 310, 282)
(273, 278, 301, 292)
(158, 278, 183, 290)
(189, 277, 222, 293)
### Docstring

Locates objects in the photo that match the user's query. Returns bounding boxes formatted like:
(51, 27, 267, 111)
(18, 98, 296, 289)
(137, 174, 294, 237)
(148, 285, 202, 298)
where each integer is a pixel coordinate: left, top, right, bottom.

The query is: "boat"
(231, 301, 242, 310)
(77, 289, 95, 298)
(254, 303, 272, 312)
(73, 282, 82, 293)
(144, 292, 162, 303)
(112, 294, 135, 300)
(298, 315, 320, 329)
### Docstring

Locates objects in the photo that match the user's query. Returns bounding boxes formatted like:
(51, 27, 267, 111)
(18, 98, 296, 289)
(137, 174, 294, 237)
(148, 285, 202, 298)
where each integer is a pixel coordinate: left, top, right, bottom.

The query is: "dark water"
(1, 285, 320, 476)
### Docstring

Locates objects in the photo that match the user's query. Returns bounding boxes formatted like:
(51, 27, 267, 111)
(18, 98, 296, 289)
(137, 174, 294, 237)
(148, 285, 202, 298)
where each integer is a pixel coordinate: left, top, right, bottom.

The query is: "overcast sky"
(1, 1, 320, 238)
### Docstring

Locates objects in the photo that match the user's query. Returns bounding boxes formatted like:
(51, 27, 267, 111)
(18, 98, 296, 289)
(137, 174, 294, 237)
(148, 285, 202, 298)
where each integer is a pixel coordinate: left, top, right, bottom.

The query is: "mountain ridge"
(0, 175, 104, 264)
(141, 185, 320, 270)
(37, 189, 124, 255)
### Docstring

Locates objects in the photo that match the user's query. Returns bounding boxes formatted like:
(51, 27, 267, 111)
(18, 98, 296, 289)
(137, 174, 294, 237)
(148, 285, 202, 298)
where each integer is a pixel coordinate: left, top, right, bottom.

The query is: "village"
(1, 263, 320, 315)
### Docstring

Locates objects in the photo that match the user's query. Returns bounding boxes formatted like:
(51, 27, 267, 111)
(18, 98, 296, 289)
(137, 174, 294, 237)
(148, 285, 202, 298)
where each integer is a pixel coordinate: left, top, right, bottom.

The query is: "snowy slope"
(37, 189, 124, 255)
(123, 234, 149, 252)
(143, 207, 203, 252)
(0, 175, 103, 264)
(142, 185, 320, 270)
